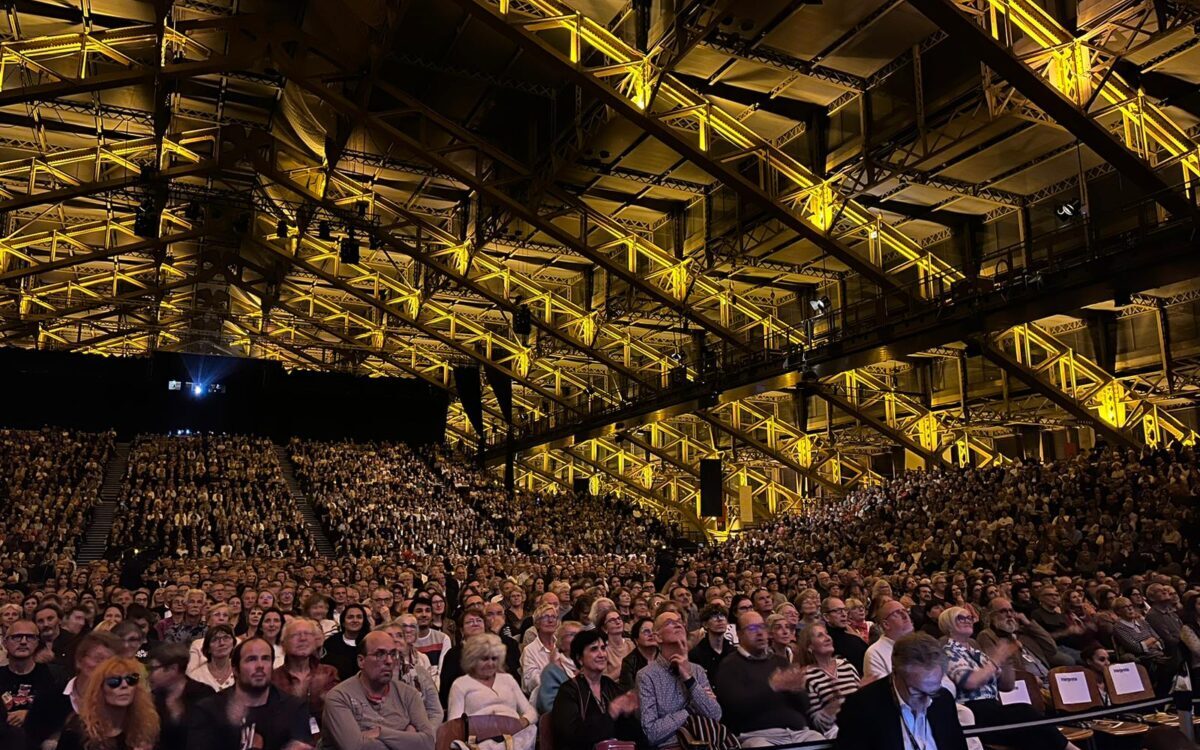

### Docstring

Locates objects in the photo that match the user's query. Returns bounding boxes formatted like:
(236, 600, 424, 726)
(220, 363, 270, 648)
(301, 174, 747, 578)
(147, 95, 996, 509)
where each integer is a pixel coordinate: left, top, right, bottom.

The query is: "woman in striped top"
(794, 623, 860, 736)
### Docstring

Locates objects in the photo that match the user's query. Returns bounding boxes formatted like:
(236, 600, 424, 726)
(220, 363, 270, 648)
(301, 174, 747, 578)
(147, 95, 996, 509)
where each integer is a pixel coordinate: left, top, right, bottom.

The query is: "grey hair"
(461, 633, 507, 675)
(892, 632, 946, 674)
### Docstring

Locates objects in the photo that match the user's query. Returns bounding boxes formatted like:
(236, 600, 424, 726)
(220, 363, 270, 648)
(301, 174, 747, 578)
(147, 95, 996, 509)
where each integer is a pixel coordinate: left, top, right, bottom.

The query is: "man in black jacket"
(836, 632, 968, 750)
(822, 597, 867, 675)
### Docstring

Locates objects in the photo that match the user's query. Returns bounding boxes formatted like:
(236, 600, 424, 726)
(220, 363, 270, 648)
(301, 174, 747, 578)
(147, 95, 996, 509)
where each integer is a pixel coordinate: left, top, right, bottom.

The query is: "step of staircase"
(77, 442, 131, 562)
(274, 444, 335, 557)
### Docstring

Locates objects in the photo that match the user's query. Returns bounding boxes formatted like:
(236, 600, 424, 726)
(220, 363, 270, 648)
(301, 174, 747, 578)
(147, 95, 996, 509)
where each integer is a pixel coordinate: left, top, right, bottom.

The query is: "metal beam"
(450, 0, 966, 299)
(907, 0, 1195, 219)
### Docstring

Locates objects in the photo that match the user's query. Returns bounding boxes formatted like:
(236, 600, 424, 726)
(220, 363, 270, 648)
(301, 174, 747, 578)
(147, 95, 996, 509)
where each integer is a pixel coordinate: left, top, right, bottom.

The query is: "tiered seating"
(109, 433, 316, 558)
(0, 427, 113, 564)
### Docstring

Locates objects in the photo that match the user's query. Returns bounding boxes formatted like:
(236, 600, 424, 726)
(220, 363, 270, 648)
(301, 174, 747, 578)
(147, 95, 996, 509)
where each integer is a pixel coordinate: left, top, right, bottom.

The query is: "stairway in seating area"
(77, 442, 130, 562)
(275, 444, 335, 557)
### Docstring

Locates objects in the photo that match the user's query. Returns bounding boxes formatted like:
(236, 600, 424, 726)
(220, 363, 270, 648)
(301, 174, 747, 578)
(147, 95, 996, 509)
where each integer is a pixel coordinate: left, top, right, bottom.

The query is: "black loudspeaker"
(699, 458, 722, 517)
(513, 306, 532, 336)
(572, 477, 589, 495)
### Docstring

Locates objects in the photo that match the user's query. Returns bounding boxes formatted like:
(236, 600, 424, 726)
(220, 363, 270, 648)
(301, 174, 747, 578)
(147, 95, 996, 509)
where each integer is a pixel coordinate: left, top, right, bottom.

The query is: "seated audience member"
(863, 599, 913, 683)
(598, 607, 632, 680)
(550, 629, 642, 750)
(439, 607, 489, 710)
(409, 597, 450, 684)
(186, 604, 231, 670)
(1145, 583, 1183, 654)
(835, 632, 969, 750)
(534, 621, 581, 714)
(976, 597, 1054, 687)
(638, 612, 725, 749)
(34, 604, 75, 666)
(1182, 591, 1200, 674)
(519, 603, 560, 696)
(1029, 585, 1086, 665)
(941, 606, 1075, 750)
(766, 613, 796, 664)
(187, 624, 236, 691)
(188, 637, 315, 750)
(482, 601, 524, 676)
(273, 618, 339, 732)
(321, 630, 435, 750)
(713, 611, 824, 746)
(111, 621, 146, 661)
(619, 616, 657, 692)
(23, 630, 122, 750)
(0, 619, 61, 743)
(55, 656, 159, 750)
(845, 599, 871, 643)
(147, 642, 215, 748)
(323, 604, 369, 681)
(164, 589, 209, 644)
(1112, 596, 1178, 695)
(377, 618, 442, 726)
(794, 623, 860, 736)
(688, 604, 732, 678)
(823, 597, 867, 675)
(447, 634, 538, 750)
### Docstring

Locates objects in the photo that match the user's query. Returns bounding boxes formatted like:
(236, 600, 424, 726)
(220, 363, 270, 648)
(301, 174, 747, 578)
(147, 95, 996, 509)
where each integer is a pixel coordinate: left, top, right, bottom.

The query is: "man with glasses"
(519, 603, 562, 695)
(370, 588, 394, 627)
(322, 630, 435, 750)
(688, 604, 732, 677)
(823, 597, 867, 674)
(713, 611, 823, 747)
(0, 619, 61, 740)
(864, 600, 914, 684)
(976, 597, 1055, 688)
(835, 632, 969, 750)
(637, 612, 723, 748)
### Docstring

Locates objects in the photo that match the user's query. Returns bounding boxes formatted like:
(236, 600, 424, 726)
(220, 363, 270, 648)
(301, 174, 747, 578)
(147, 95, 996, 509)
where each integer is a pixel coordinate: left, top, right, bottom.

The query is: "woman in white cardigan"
(448, 633, 538, 750)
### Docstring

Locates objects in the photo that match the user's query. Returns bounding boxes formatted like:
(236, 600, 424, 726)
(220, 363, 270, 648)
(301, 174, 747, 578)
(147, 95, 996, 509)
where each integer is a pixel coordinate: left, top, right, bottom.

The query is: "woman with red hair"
(56, 656, 160, 750)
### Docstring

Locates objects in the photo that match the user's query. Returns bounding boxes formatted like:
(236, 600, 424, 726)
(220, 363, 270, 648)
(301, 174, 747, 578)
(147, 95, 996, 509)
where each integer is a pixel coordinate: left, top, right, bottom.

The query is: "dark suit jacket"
(835, 677, 968, 750)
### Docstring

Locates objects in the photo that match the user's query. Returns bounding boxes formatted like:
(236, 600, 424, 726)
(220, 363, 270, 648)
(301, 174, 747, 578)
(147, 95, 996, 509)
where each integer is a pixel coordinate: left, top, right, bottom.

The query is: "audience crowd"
(0, 428, 113, 568)
(290, 438, 678, 557)
(0, 430, 1196, 750)
(110, 434, 316, 559)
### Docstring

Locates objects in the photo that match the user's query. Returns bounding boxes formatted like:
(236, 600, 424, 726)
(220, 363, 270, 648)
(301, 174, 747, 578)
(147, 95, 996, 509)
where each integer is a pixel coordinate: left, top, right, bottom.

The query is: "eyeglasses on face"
(368, 649, 401, 661)
(6, 633, 38, 642)
(104, 674, 140, 688)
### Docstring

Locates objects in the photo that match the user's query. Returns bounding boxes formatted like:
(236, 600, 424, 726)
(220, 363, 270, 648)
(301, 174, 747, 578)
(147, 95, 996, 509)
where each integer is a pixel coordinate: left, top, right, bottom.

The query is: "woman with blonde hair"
(793, 623, 859, 736)
(56, 656, 159, 750)
(448, 633, 538, 750)
(766, 613, 796, 663)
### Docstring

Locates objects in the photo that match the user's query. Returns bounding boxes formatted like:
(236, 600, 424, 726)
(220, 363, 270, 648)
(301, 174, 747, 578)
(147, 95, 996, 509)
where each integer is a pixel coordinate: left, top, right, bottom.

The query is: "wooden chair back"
(538, 712, 555, 750)
(435, 718, 466, 750)
(468, 715, 529, 742)
(1048, 666, 1103, 713)
(998, 668, 1046, 714)
(1103, 662, 1155, 705)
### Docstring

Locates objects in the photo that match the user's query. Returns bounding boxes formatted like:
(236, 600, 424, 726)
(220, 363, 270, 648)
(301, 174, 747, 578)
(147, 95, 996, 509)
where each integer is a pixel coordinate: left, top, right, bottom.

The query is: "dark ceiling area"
(3, 0, 1200, 539)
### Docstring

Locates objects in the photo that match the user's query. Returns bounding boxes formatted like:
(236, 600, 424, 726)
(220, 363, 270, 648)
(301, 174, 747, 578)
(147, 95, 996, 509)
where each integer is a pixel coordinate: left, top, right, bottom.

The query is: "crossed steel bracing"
(4, 0, 1200, 540)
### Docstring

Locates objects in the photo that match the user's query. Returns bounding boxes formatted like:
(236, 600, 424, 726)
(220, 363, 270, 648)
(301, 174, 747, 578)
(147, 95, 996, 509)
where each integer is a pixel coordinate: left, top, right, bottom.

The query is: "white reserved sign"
(1108, 663, 1145, 696)
(999, 680, 1032, 705)
(1054, 672, 1092, 705)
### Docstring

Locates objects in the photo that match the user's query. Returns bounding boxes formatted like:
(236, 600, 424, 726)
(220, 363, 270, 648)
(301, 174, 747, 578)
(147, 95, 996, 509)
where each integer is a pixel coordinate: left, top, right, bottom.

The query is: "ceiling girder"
(908, 0, 1196, 219)
(450, 0, 967, 301)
